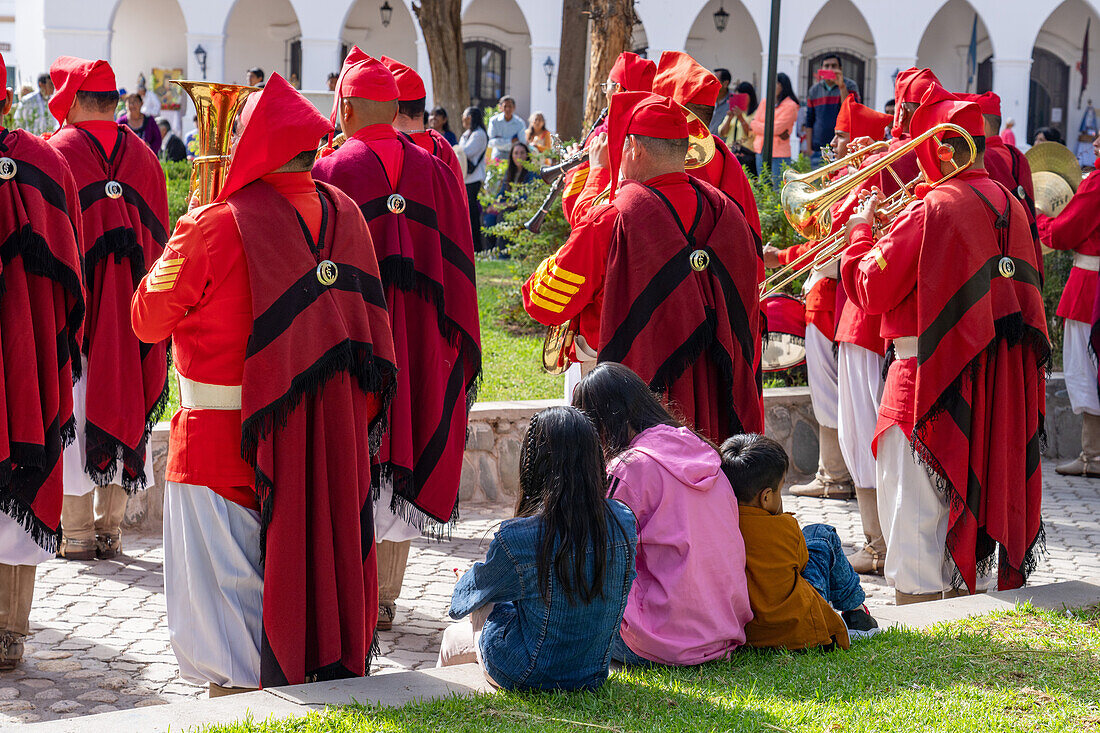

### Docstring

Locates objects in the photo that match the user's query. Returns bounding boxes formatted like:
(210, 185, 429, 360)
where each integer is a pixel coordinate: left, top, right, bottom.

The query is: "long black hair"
(504, 141, 531, 185)
(776, 72, 799, 106)
(431, 106, 453, 135)
(736, 81, 758, 115)
(571, 362, 683, 461)
(464, 106, 485, 132)
(515, 406, 623, 605)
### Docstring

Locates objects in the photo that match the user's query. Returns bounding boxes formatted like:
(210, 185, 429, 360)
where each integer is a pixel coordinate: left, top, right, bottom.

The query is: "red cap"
(652, 51, 721, 107)
(957, 91, 1001, 118)
(608, 91, 689, 200)
(330, 46, 399, 128)
(894, 68, 940, 106)
(0, 53, 6, 93)
(608, 52, 656, 92)
(48, 56, 117, 125)
(910, 83, 984, 183)
(217, 73, 332, 202)
(380, 56, 426, 102)
(835, 96, 892, 141)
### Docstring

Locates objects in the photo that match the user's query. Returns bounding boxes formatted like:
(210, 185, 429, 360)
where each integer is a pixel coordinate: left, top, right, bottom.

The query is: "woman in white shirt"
(460, 107, 489, 252)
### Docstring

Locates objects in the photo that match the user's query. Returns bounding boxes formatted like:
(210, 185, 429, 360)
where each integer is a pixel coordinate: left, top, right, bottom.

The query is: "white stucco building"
(5, 0, 1099, 147)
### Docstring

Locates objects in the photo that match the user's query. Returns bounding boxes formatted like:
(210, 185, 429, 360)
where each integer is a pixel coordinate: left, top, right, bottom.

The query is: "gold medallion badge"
(316, 260, 339, 286)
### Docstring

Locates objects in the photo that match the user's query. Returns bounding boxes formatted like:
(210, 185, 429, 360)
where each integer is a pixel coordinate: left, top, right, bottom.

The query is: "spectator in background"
(1002, 117, 1017, 147)
(1034, 126, 1064, 145)
(184, 114, 199, 160)
(884, 98, 895, 118)
(526, 111, 552, 161)
(157, 118, 187, 162)
(117, 93, 163, 152)
(719, 81, 759, 176)
(750, 72, 800, 186)
(461, 106, 489, 252)
(484, 141, 535, 250)
(137, 77, 160, 118)
(247, 67, 265, 87)
(430, 106, 458, 145)
(487, 95, 526, 160)
(802, 55, 859, 165)
(15, 73, 54, 134)
(710, 68, 732, 135)
(327, 72, 339, 92)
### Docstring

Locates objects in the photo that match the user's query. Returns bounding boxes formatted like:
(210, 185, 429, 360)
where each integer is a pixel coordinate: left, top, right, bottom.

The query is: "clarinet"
(524, 108, 608, 234)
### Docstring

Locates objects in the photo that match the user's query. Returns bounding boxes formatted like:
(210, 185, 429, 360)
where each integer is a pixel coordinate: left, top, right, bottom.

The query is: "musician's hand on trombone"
(588, 132, 610, 170)
(762, 244, 782, 268)
(847, 136, 876, 154)
(846, 188, 884, 238)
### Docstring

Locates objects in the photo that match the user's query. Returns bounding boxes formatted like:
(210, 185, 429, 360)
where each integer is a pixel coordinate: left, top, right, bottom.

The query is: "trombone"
(760, 123, 976, 298)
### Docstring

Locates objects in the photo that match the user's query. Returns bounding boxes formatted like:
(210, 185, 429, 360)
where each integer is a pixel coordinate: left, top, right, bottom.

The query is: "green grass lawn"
(203, 604, 1100, 733)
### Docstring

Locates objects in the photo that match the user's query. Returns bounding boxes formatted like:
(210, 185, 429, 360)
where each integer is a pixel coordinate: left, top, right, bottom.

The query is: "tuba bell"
(171, 81, 258, 207)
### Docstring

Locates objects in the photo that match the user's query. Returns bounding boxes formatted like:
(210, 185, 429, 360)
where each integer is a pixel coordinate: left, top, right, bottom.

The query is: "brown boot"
(94, 484, 129, 559)
(59, 493, 97, 560)
(209, 683, 258, 697)
(942, 587, 988, 599)
(849, 487, 886, 576)
(0, 564, 36, 670)
(789, 427, 855, 499)
(895, 590, 942, 605)
(376, 539, 411, 631)
(1055, 413, 1100, 477)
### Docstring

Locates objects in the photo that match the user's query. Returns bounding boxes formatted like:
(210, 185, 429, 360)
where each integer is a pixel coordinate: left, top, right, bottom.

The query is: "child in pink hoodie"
(573, 362, 754, 666)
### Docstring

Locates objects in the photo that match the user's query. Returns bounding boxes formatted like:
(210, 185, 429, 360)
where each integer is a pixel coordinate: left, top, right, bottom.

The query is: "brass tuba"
(171, 81, 258, 207)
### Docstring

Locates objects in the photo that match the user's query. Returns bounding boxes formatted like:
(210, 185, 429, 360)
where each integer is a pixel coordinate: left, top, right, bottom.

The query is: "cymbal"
(1026, 141, 1082, 192)
(1032, 170, 1075, 218)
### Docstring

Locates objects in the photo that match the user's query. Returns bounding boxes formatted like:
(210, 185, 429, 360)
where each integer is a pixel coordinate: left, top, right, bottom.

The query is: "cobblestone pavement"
(1, 465, 1097, 724)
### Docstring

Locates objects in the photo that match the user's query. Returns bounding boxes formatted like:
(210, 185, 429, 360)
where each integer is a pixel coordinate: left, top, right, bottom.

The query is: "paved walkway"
(1, 465, 1097, 725)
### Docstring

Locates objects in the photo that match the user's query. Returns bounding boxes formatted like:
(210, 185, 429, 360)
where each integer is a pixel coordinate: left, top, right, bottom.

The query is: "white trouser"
(876, 426, 952, 595)
(805, 324, 839, 428)
(563, 336, 599, 402)
(163, 482, 263, 688)
(63, 369, 154, 497)
(374, 483, 421, 543)
(0, 515, 54, 566)
(837, 343, 885, 489)
(1062, 320, 1100, 416)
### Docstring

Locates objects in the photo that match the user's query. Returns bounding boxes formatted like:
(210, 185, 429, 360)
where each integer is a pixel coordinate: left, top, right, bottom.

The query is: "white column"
(993, 57, 1032, 146)
(415, 37, 434, 108)
(43, 29, 110, 66)
(184, 33, 225, 82)
(874, 56, 916, 111)
(299, 37, 342, 92)
(529, 45, 558, 132)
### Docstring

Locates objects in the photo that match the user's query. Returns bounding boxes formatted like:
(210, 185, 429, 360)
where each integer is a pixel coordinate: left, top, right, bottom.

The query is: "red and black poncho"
(313, 132, 481, 535)
(48, 123, 168, 491)
(910, 177, 1049, 593)
(230, 178, 397, 687)
(0, 128, 85, 549)
(597, 177, 763, 442)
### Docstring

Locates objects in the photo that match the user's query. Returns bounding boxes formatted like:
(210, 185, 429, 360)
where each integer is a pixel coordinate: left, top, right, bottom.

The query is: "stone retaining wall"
(129, 374, 1078, 524)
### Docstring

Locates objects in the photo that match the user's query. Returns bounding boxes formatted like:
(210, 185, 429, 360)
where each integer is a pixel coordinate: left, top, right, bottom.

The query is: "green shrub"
(162, 159, 192, 230)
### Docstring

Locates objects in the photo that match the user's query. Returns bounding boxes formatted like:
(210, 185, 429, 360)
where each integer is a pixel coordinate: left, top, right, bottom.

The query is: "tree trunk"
(583, 0, 635, 129)
(413, 0, 470, 118)
(555, 0, 587, 141)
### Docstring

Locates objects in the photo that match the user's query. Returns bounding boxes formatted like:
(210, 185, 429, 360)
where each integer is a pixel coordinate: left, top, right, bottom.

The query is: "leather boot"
(94, 484, 129, 559)
(895, 590, 942, 605)
(789, 426, 855, 499)
(0, 564, 36, 670)
(376, 540, 411, 631)
(849, 487, 886, 575)
(59, 493, 97, 560)
(1055, 413, 1100, 477)
(209, 683, 258, 697)
(942, 587, 988, 599)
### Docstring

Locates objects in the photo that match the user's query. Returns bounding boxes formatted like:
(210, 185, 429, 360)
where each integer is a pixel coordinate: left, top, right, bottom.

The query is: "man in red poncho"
(1038, 133, 1100, 476)
(313, 54, 481, 633)
(523, 92, 763, 442)
(958, 92, 1035, 216)
(46, 57, 169, 562)
(0, 55, 85, 670)
(841, 85, 1048, 604)
(132, 74, 396, 692)
(378, 54, 466, 190)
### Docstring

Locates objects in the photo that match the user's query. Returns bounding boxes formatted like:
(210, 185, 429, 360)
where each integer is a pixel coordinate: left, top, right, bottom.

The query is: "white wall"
(1033, 0, 1100, 150)
(686, 0, 762, 88)
(462, 0, 532, 116)
(343, 0, 419, 73)
(224, 0, 301, 86)
(915, 0, 993, 94)
(109, 0, 187, 95)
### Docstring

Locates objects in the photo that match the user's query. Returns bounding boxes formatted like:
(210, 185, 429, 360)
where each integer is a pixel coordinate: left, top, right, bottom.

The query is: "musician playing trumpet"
(839, 86, 1047, 605)
(523, 92, 763, 443)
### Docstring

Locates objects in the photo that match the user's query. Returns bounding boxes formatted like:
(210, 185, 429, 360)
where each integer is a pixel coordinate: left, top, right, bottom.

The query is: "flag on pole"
(966, 14, 978, 92)
(1077, 17, 1090, 108)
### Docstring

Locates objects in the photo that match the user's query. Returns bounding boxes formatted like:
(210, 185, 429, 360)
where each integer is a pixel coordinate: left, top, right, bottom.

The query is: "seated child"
(438, 405, 637, 691)
(572, 362, 754, 666)
(719, 434, 881, 649)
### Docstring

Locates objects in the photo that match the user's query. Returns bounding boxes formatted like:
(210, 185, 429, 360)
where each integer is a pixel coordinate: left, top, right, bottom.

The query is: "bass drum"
(762, 294, 807, 372)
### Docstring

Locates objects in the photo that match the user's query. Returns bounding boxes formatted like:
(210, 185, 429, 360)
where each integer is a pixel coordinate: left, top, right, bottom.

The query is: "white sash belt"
(893, 336, 918, 360)
(178, 374, 242, 411)
(1073, 253, 1100, 272)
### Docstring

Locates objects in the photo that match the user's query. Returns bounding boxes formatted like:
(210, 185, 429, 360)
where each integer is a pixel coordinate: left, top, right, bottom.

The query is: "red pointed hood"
(892, 67, 941, 137)
(608, 52, 656, 92)
(217, 73, 331, 202)
(835, 96, 892, 140)
(48, 56, 117, 125)
(380, 56, 426, 101)
(329, 46, 399, 128)
(957, 91, 1001, 118)
(652, 51, 721, 107)
(608, 91, 689, 200)
(911, 83, 984, 184)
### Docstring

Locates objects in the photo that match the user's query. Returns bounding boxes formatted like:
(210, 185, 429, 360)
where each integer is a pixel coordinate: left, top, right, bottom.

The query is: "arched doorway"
(224, 0, 302, 86)
(1032, 0, 1100, 156)
(465, 39, 507, 109)
(110, 0, 187, 100)
(685, 0, 761, 90)
(1029, 48, 1070, 142)
(800, 0, 876, 103)
(915, 0, 993, 94)
(342, 0, 419, 72)
(462, 0, 532, 114)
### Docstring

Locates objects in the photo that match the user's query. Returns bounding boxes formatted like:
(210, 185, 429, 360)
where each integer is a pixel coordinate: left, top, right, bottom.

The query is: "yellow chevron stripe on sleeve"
(146, 256, 185, 292)
(529, 290, 566, 314)
(549, 262, 585, 285)
(533, 283, 570, 305)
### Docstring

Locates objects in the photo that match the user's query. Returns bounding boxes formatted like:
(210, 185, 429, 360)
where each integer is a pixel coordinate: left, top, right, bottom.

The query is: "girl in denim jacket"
(439, 406, 637, 690)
